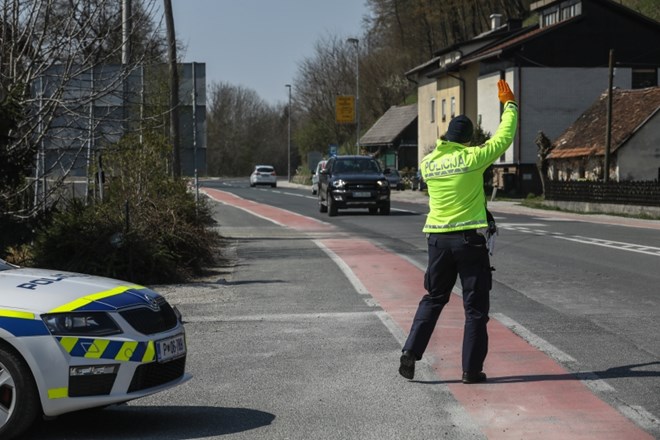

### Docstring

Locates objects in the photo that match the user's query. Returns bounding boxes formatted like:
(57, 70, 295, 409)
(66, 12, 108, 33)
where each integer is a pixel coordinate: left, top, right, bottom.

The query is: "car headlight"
(41, 312, 122, 336)
(332, 179, 346, 189)
(377, 179, 389, 187)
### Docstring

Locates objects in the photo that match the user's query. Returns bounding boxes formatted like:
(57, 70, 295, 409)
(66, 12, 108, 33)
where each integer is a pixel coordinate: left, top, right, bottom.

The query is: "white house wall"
(617, 111, 660, 181)
(477, 70, 517, 163)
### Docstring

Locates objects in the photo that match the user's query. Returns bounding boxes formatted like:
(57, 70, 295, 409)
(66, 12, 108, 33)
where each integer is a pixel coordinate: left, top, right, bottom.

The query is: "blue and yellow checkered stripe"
(57, 337, 155, 363)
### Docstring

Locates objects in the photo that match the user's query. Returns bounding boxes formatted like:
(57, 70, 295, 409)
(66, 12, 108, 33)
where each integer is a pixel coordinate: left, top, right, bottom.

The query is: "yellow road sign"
(336, 95, 355, 124)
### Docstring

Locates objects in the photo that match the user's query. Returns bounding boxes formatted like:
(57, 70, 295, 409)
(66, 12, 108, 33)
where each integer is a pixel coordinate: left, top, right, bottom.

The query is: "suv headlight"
(332, 179, 346, 189)
(41, 312, 122, 336)
(377, 179, 389, 187)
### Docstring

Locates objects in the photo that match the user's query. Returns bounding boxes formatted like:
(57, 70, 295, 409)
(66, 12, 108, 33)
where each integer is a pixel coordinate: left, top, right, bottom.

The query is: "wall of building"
(617, 111, 660, 181)
(462, 64, 480, 127)
(437, 76, 462, 133)
(416, 77, 439, 165)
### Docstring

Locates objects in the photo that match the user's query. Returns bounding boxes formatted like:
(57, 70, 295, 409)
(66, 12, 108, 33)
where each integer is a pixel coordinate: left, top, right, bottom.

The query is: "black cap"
(444, 115, 473, 144)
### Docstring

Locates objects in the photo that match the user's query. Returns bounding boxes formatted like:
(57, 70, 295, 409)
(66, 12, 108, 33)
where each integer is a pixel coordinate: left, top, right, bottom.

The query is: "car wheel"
(250, 182, 255, 187)
(312, 187, 317, 195)
(379, 201, 391, 215)
(272, 183, 277, 188)
(328, 195, 338, 217)
(0, 345, 40, 440)
(319, 192, 327, 213)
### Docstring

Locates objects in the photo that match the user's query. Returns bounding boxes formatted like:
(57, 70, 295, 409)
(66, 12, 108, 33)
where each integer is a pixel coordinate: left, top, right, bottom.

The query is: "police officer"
(399, 80, 518, 383)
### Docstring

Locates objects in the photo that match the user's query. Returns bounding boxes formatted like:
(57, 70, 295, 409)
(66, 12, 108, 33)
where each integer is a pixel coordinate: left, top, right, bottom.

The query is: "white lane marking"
(500, 224, 660, 257)
(554, 235, 660, 257)
(492, 313, 616, 393)
(617, 405, 660, 434)
(313, 240, 370, 296)
(185, 312, 380, 322)
(493, 313, 577, 363)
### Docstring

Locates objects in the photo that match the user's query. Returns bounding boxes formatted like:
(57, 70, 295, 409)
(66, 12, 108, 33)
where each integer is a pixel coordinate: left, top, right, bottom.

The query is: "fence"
(544, 180, 660, 207)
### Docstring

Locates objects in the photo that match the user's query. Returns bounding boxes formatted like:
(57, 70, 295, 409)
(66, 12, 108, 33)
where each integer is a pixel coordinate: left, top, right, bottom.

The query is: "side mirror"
(383, 168, 391, 175)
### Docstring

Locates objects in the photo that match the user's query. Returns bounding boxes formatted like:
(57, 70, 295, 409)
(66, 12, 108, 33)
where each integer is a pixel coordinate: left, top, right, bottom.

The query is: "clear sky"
(171, 0, 369, 106)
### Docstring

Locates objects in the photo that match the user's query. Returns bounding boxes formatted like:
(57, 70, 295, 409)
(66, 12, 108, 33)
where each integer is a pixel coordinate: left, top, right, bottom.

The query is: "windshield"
(0, 259, 17, 271)
(333, 158, 381, 174)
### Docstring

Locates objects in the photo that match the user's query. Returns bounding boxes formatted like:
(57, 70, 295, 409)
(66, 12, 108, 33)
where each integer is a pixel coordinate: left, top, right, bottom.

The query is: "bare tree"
(0, 0, 167, 219)
(206, 82, 285, 177)
(293, 35, 360, 157)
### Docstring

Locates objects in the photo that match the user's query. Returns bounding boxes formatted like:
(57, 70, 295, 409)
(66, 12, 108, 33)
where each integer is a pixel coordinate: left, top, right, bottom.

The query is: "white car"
(311, 160, 327, 195)
(249, 165, 277, 188)
(0, 259, 190, 439)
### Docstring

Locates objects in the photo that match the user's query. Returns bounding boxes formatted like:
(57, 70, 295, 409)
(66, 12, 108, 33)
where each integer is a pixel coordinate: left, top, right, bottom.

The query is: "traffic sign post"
(336, 95, 355, 124)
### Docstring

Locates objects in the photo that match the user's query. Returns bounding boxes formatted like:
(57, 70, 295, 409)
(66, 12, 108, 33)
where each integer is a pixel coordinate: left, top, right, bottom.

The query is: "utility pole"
(347, 38, 360, 155)
(164, 0, 181, 177)
(285, 84, 292, 182)
(604, 49, 614, 183)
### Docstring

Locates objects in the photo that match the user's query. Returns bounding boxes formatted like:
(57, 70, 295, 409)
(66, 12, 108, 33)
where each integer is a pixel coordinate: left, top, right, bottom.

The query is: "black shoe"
(462, 371, 487, 384)
(399, 351, 416, 380)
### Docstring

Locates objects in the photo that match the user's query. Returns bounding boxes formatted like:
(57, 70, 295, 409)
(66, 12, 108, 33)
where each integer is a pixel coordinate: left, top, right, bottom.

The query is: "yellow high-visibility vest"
(421, 102, 518, 233)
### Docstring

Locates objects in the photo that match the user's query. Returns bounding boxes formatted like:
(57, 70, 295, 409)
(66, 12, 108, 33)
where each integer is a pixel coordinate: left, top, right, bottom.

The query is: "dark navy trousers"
(402, 230, 492, 373)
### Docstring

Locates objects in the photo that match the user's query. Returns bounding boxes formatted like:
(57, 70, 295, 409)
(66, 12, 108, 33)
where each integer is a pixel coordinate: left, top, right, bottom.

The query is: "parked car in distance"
(318, 155, 390, 216)
(311, 160, 327, 195)
(412, 170, 427, 191)
(384, 168, 405, 190)
(250, 165, 277, 188)
(0, 259, 190, 439)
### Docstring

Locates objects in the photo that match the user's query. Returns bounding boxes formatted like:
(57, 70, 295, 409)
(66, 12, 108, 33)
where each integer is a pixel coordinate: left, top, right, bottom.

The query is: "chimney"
(490, 13, 503, 30)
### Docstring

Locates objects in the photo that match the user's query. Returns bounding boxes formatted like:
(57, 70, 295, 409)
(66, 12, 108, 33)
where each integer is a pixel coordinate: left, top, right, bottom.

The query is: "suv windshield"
(333, 158, 381, 174)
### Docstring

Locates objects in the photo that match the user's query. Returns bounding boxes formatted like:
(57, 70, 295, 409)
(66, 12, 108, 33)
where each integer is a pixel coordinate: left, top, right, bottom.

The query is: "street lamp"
(347, 37, 360, 155)
(285, 84, 292, 181)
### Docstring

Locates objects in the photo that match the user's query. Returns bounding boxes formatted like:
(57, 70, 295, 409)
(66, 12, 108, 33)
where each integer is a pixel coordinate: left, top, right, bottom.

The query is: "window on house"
(632, 69, 658, 89)
(441, 99, 446, 122)
(450, 97, 456, 118)
(543, 1, 580, 27)
(560, 0, 581, 20)
(430, 98, 436, 123)
(541, 6, 559, 27)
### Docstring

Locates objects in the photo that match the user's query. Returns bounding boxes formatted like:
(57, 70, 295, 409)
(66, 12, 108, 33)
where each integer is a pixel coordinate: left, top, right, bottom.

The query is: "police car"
(0, 258, 191, 439)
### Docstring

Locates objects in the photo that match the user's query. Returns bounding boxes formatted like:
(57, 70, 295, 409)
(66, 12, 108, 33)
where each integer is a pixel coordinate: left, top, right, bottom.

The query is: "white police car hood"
(0, 267, 161, 314)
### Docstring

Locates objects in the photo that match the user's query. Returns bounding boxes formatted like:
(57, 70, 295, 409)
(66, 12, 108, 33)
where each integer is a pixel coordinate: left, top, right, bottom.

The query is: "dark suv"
(318, 155, 391, 216)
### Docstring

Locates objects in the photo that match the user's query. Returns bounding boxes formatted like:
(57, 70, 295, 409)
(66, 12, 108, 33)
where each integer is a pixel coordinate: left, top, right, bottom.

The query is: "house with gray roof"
(359, 103, 418, 171)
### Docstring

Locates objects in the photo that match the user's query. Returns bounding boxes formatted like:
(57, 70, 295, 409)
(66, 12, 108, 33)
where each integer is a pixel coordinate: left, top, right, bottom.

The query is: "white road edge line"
(313, 239, 370, 296)
(617, 404, 660, 434)
(492, 312, 616, 394)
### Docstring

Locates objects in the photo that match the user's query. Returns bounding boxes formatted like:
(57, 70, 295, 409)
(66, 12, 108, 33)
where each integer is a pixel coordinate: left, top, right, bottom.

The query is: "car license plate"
(156, 334, 186, 362)
(353, 191, 371, 198)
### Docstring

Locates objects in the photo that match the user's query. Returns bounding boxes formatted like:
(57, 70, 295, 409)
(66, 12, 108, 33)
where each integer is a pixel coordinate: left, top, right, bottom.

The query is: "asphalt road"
(26, 177, 660, 439)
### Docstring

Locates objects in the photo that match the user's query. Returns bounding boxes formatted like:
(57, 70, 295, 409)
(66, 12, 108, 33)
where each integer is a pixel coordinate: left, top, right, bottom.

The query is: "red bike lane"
(204, 188, 652, 440)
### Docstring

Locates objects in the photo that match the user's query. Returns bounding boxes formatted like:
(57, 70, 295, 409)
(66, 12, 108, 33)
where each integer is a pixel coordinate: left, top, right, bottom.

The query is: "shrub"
(30, 133, 221, 284)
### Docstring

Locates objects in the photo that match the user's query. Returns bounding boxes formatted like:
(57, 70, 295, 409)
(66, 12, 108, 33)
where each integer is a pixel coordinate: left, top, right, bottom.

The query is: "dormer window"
(438, 51, 461, 68)
(538, 0, 581, 28)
